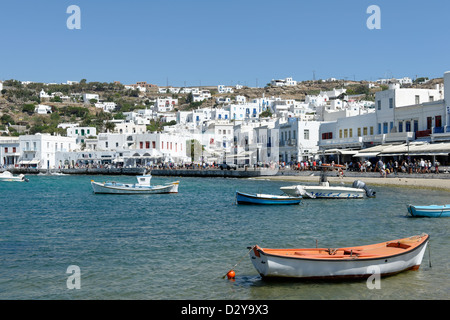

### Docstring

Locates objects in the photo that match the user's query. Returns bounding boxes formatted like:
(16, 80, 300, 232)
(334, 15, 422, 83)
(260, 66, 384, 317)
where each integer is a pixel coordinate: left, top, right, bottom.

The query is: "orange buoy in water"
(226, 270, 236, 279)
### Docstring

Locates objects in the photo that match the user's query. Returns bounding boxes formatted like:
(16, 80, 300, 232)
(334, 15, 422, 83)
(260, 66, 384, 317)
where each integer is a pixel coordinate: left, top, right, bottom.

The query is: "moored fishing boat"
(236, 191, 301, 205)
(249, 234, 429, 279)
(91, 172, 179, 194)
(0, 171, 29, 182)
(407, 204, 450, 218)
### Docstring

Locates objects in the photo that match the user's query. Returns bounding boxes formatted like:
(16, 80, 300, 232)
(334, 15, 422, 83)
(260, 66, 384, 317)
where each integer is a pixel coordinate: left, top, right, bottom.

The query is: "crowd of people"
(347, 158, 441, 177)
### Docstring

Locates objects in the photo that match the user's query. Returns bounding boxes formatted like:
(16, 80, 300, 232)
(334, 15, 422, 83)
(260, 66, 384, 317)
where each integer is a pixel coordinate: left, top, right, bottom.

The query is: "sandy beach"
(254, 174, 450, 191)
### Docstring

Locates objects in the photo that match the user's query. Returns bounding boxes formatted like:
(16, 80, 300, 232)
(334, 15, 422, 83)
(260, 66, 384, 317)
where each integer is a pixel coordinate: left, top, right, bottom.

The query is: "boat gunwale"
(408, 204, 450, 212)
(253, 234, 429, 262)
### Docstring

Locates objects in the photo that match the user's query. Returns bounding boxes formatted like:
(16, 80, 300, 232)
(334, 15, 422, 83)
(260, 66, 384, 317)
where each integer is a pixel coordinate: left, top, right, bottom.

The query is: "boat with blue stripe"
(407, 204, 450, 218)
(236, 191, 302, 205)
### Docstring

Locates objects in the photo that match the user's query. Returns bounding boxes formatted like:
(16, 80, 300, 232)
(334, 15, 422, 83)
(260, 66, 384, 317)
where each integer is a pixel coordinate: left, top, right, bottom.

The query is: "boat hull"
(236, 191, 301, 205)
(249, 234, 429, 279)
(0, 172, 28, 182)
(281, 185, 366, 199)
(91, 181, 179, 194)
(407, 204, 450, 218)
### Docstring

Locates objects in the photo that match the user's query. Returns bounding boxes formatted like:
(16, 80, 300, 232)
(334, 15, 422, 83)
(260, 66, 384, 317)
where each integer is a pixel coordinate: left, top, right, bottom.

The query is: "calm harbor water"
(0, 174, 449, 300)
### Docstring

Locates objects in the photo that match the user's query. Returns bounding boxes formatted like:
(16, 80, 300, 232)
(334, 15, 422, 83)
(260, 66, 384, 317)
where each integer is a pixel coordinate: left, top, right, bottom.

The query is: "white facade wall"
(444, 71, 450, 111)
(211, 108, 230, 121)
(114, 122, 146, 135)
(83, 93, 100, 103)
(35, 104, 52, 114)
(19, 134, 77, 169)
(155, 97, 177, 112)
(226, 103, 261, 120)
(97, 133, 131, 151)
(67, 126, 97, 144)
(375, 84, 443, 135)
(0, 137, 20, 167)
(279, 118, 320, 162)
(134, 132, 188, 162)
(95, 102, 117, 112)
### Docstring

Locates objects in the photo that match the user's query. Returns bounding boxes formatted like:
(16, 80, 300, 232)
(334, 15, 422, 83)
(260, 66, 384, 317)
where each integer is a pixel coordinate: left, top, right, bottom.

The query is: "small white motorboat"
(0, 171, 29, 182)
(280, 165, 375, 199)
(91, 172, 179, 194)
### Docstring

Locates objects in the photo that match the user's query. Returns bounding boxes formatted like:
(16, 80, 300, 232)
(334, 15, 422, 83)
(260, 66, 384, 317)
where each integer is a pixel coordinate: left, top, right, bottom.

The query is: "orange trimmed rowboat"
(249, 234, 429, 279)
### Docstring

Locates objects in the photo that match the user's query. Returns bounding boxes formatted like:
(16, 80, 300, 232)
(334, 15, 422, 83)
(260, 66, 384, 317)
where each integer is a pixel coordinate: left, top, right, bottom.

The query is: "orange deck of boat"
(256, 234, 428, 260)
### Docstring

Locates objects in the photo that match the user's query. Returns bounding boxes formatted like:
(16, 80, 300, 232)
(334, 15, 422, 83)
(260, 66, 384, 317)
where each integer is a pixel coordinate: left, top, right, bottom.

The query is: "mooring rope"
(222, 246, 255, 279)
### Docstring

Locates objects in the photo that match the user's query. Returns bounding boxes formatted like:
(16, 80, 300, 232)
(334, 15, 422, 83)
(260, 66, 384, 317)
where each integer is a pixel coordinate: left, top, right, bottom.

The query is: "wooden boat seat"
(386, 242, 411, 249)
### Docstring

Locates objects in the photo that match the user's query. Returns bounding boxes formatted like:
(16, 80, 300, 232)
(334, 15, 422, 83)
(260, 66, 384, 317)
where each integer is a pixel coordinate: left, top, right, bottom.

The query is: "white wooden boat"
(280, 166, 375, 199)
(0, 171, 29, 182)
(249, 234, 429, 280)
(91, 173, 179, 194)
(407, 204, 450, 218)
(236, 191, 301, 205)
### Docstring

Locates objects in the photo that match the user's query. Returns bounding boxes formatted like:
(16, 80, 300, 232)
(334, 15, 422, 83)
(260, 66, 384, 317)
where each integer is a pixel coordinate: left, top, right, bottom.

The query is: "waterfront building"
(278, 117, 321, 163)
(18, 134, 77, 169)
(134, 132, 189, 164)
(0, 137, 20, 167)
(318, 71, 449, 163)
(375, 83, 443, 139)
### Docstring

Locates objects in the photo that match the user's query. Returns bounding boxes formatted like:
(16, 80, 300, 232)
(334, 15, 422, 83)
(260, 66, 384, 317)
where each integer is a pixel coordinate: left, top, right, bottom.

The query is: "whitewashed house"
(83, 93, 100, 103)
(270, 77, 297, 87)
(0, 136, 20, 167)
(34, 104, 52, 114)
(134, 132, 189, 163)
(218, 85, 234, 94)
(192, 90, 211, 102)
(95, 102, 117, 113)
(18, 134, 77, 169)
(278, 117, 320, 162)
(66, 126, 97, 144)
(155, 97, 178, 112)
(113, 121, 147, 135)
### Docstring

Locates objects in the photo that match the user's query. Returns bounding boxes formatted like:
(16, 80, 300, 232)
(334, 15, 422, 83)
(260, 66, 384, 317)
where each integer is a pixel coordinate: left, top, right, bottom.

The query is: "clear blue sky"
(0, 0, 448, 86)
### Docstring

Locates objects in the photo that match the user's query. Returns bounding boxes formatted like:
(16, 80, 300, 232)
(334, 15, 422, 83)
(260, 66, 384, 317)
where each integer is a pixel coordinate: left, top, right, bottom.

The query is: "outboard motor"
(352, 180, 376, 198)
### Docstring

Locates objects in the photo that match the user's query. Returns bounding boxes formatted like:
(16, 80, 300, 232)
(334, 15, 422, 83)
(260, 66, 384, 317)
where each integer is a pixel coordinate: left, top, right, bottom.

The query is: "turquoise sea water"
(0, 174, 449, 300)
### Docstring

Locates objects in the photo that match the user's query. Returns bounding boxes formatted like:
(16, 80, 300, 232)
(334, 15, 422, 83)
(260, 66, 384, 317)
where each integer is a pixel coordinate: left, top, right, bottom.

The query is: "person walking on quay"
(434, 160, 440, 174)
(376, 158, 386, 178)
